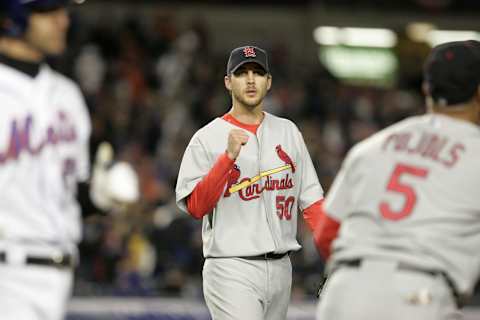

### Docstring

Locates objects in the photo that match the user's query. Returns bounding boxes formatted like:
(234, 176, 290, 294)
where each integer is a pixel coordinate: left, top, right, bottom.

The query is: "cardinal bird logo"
(224, 164, 241, 197)
(275, 145, 295, 173)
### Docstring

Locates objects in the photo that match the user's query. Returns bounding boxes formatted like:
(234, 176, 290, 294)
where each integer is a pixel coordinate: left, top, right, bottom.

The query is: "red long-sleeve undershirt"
(186, 152, 235, 219)
(312, 203, 340, 260)
(186, 113, 257, 219)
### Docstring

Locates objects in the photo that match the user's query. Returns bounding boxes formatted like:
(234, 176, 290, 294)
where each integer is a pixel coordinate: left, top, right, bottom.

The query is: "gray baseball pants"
(203, 255, 292, 320)
(316, 259, 462, 320)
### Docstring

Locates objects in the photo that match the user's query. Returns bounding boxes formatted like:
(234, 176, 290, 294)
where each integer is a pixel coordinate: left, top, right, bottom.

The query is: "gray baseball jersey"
(0, 63, 91, 246)
(325, 113, 480, 297)
(176, 112, 323, 258)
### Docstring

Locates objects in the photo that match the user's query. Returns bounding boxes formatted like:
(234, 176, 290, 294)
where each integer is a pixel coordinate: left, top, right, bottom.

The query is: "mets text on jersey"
(1, 111, 77, 164)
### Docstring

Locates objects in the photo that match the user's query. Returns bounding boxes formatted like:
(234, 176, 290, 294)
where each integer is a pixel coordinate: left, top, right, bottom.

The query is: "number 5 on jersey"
(379, 163, 429, 221)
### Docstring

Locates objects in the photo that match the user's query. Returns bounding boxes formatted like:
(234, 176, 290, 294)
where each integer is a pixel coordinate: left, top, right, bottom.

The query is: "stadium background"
(55, 0, 480, 318)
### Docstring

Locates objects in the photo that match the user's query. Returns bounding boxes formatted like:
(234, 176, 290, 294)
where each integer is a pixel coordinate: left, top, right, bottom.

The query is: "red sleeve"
(303, 199, 341, 260)
(303, 199, 324, 232)
(186, 152, 235, 219)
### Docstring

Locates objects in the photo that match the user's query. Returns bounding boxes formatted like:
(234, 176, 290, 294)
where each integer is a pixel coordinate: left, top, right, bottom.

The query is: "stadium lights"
(313, 26, 340, 46)
(342, 28, 397, 48)
(427, 30, 480, 47)
(313, 26, 398, 48)
(318, 46, 397, 86)
(406, 22, 436, 43)
(406, 23, 480, 46)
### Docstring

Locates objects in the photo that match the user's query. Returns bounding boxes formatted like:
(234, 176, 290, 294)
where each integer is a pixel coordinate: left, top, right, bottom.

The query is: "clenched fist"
(226, 129, 249, 160)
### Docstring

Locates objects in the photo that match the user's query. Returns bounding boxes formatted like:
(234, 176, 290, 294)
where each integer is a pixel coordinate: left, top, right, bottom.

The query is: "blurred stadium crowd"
(59, 5, 429, 301)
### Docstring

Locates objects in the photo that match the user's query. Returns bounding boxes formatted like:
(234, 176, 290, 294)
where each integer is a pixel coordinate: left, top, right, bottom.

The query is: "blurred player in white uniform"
(0, 1, 138, 319)
(315, 40, 480, 320)
(176, 46, 324, 320)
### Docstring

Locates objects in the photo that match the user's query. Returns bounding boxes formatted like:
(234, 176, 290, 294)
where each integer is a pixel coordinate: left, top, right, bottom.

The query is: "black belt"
(337, 259, 437, 277)
(0, 251, 74, 269)
(239, 251, 290, 260)
(335, 259, 465, 308)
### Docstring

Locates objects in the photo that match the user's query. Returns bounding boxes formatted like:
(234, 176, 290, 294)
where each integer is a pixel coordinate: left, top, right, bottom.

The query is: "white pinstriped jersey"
(0, 63, 91, 245)
(325, 114, 480, 296)
(176, 112, 323, 258)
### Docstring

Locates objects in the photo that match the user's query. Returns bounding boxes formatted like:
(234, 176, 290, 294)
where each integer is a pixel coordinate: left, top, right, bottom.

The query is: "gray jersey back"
(325, 114, 480, 296)
(176, 112, 323, 257)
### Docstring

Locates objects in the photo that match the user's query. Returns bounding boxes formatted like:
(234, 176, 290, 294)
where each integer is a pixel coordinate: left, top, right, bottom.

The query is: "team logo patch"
(224, 146, 296, 201)
(243, 47, 256, 58)
(275, 145, 295, 173)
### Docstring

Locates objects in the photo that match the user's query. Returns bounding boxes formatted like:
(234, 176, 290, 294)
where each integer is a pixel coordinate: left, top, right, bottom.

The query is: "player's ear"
(422, 81, 434, 111)
(474, 85, 480, 123)
(224, 75, 232, 91)
(422, 81, 430, 97)
(266, 74, 272, 91)
(475, 84, 480, 102)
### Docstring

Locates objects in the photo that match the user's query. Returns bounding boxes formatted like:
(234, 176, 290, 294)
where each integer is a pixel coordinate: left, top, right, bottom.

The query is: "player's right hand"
(226, 129, 249, 160)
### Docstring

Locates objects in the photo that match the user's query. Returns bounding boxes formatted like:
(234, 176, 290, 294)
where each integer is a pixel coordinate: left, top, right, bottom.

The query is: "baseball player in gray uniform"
(176, 46, 324, 320)
(315, 40, 480, 320)
(0, 1, 138, 319)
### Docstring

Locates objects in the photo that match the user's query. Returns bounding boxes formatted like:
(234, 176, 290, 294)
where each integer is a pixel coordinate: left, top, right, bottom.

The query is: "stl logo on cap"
(243, 47, 256, 58)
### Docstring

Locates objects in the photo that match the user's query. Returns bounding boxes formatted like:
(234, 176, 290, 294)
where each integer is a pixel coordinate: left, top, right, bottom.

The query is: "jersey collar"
(0, 53, 42, 78)
(221, 113, 261, 135)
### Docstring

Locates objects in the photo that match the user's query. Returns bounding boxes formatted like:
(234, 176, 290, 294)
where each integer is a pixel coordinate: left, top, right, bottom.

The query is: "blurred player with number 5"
(315, 40, 480, 320)
(176, 45, 325, 320)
